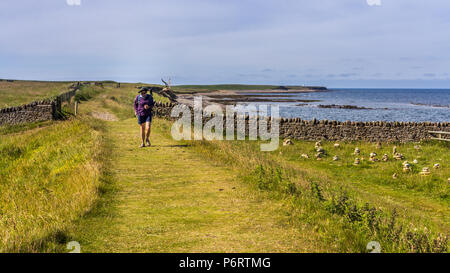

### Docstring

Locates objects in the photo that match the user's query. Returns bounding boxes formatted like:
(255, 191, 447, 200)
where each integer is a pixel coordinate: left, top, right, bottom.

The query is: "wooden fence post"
(74, 101, 78, 116)
(56, 96, 62, 119)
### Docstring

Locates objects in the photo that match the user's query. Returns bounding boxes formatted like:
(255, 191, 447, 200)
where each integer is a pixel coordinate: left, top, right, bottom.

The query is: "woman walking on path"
(134, 87, 155, 147)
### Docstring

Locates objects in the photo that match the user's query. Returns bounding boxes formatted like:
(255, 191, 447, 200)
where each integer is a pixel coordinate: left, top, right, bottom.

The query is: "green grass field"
(192, 137, 449, 252)
(0, 80, 317, 109)
(0, 80, 169, 109)
(0, 80, 72, 108)
(0, 81, 448, 253)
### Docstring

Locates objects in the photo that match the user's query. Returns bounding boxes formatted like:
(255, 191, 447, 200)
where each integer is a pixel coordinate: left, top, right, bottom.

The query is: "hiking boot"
(139, 143, 145, 148)
(146, 139, 151, 146)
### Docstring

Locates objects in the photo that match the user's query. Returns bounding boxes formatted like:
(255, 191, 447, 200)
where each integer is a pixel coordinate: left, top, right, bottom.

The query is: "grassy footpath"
(0, 83, 170, 252)
(60, 117, 326, 252)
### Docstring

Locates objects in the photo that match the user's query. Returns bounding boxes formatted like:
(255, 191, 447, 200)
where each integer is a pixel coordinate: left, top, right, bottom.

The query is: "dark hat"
(138, 86, 151, 93)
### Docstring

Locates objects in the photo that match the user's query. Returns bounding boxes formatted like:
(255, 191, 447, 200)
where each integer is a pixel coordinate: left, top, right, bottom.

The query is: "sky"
(1, 0, 450, 88)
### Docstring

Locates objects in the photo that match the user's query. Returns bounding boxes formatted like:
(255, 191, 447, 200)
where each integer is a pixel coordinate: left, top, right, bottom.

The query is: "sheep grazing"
(369, 152, 378, 162)
(315, 152, 323, 161)
(382, 154, 389, 162)
(353, 158, 360, 165)
(301, 153, 309, 159)
(283, 139, 293, 146)
(333, 155, 339, 161)
(420, 167, 431, 176)
(393, 153, 404, 160)
(334, 143, 340, 148)
(392, 173, 398, 179)
(413, 159, 419, 164)
(433, 164, 441, 169)
(354, 147, 360, 155)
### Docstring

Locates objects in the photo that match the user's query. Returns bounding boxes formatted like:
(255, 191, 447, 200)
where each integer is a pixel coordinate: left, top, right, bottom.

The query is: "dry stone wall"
(0, 85, 80, 126)
(278, 118, 449, 142)
(0, 101, 55, 125)
(152, 102, 450, 143)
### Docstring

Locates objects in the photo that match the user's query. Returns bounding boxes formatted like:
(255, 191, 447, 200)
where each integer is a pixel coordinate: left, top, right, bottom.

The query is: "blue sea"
(243, 89, 450, 122)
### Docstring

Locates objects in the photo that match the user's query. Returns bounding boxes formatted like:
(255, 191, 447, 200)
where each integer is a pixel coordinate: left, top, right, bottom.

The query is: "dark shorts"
(137, 114, 152, 125)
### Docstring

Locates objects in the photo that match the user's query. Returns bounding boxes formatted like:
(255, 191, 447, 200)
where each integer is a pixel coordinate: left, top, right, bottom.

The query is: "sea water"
(242, 89, 450, 122)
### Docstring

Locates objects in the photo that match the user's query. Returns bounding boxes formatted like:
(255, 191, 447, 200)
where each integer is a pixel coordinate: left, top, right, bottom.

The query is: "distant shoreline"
(410, 102, 450, 108)
(176, 88, 329, 107)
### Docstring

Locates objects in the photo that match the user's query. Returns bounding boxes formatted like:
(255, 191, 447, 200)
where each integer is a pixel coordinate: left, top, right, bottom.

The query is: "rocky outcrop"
(318, 104, 374, 110)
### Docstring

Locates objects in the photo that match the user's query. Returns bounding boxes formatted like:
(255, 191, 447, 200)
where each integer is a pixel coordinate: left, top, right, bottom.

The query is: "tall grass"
(0, 117, 106, 252)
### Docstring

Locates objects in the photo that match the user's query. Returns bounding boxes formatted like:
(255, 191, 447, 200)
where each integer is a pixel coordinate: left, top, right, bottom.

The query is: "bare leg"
(145, 121, 151, 145)
(140, 124, 146, 145)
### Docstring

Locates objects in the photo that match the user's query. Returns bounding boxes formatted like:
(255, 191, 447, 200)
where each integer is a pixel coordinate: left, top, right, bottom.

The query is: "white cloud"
(66, 0, 81, 6)
(367, 0, 382, 6)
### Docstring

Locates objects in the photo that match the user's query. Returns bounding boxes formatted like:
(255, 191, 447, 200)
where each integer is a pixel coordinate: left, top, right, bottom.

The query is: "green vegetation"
(191, 138, 449, 252)
(75, 83, 169, 120)
(0, 80, 168, 109)
(0, 80, 71, 108)
(0, 120, 53, 135)
(279, 141, 449, 201)
(55, 118, 324, 252)
(0, 80, 447, 253)
(0, 117, 106, 252)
